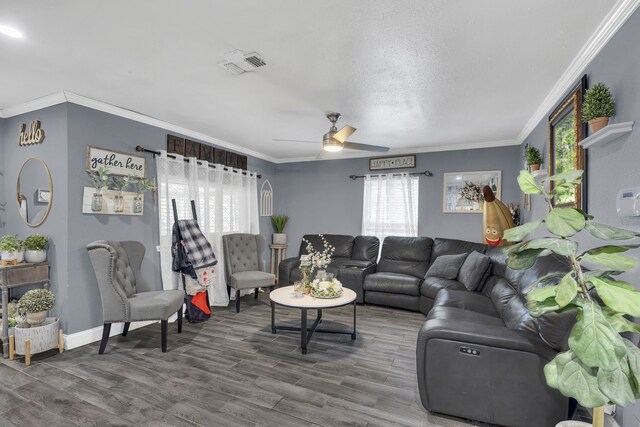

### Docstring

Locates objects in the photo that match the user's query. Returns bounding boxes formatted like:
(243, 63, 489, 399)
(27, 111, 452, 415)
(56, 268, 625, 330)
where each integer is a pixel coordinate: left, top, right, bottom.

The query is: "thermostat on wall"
(616, 187, 640, 217)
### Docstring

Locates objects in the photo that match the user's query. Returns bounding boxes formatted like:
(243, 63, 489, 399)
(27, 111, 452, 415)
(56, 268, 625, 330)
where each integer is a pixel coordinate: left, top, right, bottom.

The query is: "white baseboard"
(63, 320, 158, 350)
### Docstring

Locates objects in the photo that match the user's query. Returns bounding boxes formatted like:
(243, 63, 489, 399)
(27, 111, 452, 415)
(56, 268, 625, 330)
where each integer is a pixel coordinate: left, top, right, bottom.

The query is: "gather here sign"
(86, 146, 146, 178)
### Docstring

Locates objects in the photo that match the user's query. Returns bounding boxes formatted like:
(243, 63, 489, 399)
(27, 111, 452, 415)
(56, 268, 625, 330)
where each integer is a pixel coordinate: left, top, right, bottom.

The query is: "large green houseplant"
(504, 170, 640, 425)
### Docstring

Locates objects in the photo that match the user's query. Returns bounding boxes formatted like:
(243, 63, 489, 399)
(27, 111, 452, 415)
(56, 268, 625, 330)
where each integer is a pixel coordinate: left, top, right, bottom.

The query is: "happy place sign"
(86, 146, 146, 178)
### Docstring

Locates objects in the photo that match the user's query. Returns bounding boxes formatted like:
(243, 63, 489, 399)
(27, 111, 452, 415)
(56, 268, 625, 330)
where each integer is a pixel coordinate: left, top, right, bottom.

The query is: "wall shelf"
(531, 169, 547, 179)
(579, 121, 634, 149)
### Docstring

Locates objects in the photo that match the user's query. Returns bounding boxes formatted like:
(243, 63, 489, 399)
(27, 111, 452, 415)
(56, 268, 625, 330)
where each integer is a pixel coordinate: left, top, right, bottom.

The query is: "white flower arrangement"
(310, 278, 343, 299)
(300, 234, 335, 273)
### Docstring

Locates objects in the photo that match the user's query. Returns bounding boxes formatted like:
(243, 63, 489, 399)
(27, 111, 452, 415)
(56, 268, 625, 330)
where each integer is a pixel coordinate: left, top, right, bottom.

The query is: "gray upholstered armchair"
(86, 240, 184, 353)
(222, 233, 275, 313)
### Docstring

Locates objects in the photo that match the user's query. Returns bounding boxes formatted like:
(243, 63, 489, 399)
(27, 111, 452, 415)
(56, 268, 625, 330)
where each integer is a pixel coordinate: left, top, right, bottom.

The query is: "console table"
(269, 244, 287, 285)
(0, 262, 50, 358)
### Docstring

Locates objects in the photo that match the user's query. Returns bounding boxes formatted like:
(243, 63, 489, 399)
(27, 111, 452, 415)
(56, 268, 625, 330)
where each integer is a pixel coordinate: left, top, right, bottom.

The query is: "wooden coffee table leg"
(301, 308, 308, 354)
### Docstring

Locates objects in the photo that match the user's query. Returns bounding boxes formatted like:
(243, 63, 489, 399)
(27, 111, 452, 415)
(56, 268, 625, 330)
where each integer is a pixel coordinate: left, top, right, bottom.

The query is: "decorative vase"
(26, 310, 47, 327)
(316, 269, 328, 281)
(91, 192, 104, 212)
(133, 195, 143, 214)
(273, 233, 287, 244)
(113, 193, 125, 213)
(588, 117, 609, 133)
(24, 250, 46, 263)
(529, 163, 541, 172)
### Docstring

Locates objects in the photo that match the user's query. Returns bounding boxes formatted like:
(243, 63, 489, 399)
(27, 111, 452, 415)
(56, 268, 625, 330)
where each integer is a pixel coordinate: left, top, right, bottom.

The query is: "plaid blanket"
(172, 219, 217, 269)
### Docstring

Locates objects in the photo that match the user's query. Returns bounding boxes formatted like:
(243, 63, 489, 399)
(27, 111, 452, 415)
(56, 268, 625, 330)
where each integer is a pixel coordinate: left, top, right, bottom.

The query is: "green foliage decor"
(582, 83, 616, 122)
(504, 170, 640, 409)
(18, 289, 55, 314)
(271, 214, 289, 233)
(524, 145, 543, 165)
(23, 234, 48, 251)
(130, 176, 157, 195)
(0, 234, 22, 252)
(86, 167, 111, 192)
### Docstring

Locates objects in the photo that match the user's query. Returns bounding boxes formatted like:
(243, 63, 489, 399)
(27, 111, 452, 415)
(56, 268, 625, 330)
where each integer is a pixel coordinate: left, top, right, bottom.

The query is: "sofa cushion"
(420, 276, 467, 300)
(300, 234, 354, 259)
(425, 253, 468, 280)
(128, 290, 184, 321)
(364, 272, 422, 296)
(457, 251, 491, 291)
(352, 235, 380, 262)
(430, 238, 487, 266)
(377, 236, 434, 278)
(484, 246, 526, 291)
(427, 305, 505, 328)
(433, 289, 499, 318)
(229, 271, 275, 289)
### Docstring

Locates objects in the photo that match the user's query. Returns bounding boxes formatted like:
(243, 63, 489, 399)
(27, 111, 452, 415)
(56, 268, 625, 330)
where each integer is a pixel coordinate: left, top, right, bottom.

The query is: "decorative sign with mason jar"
(81, 188, 144, 216)
(86, 146, 146, 178)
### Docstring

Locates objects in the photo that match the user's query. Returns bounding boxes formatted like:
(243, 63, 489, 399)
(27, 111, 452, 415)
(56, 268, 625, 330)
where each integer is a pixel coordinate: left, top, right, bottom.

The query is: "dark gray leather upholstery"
(364, 272, 422, 296)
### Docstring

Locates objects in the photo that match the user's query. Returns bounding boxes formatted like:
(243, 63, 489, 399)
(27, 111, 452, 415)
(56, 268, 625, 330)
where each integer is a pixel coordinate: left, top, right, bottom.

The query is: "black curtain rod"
(349, 170, 433, 180)
(135, 146, 262, 179)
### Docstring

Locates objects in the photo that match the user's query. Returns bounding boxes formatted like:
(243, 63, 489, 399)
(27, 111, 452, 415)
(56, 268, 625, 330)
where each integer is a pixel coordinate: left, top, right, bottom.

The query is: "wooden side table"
(0, 262, 50, 358)
(269, 244, 288, 286)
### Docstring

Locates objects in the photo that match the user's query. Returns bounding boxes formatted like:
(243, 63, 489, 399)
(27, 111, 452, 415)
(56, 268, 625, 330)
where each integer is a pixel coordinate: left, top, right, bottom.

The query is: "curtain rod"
(349, 170, 433, 180)
(135, 146, 262, 179)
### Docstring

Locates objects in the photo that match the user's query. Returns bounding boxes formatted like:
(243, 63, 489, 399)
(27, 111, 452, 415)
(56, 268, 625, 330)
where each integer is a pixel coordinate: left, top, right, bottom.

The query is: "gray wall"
(0, 118, 6, 229)
(522, 7, 640, 426)
(275, 145, 522, 257)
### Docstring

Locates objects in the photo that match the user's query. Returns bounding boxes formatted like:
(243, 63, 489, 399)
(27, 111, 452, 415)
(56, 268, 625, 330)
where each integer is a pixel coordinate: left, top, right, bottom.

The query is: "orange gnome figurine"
(482, 186, 514, 246)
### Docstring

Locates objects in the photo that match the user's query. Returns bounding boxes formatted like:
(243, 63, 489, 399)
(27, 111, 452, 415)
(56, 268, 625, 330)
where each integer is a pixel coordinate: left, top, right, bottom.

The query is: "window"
(361, 173, 419, 241)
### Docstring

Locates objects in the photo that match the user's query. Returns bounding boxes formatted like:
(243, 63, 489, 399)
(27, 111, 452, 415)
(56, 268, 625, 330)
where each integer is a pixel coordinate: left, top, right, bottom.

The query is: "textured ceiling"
(0, 0, 618, 160)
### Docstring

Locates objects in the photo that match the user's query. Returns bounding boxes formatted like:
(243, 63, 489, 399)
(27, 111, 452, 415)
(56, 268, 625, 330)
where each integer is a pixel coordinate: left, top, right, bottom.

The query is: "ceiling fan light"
(323, 144, 343, 152)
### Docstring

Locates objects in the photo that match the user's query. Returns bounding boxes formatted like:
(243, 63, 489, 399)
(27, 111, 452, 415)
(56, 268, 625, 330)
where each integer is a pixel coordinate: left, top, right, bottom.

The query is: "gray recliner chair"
(222, 233, 275, 313)
(86, 240, 184, 354)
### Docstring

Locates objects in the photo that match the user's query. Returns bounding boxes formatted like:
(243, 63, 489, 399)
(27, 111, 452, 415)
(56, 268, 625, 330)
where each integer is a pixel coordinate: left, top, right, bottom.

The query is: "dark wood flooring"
(0, 293, 487, 427)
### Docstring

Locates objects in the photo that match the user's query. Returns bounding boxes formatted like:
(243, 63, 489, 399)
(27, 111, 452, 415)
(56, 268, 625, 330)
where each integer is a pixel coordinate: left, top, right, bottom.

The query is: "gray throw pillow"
(425, 253, 468, 280)
(458, 251, 491, 291)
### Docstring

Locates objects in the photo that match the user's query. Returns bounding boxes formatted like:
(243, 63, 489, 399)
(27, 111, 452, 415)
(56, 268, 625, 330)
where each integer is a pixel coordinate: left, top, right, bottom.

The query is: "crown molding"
(0, 92, 67, 118)
(517, 0, 640, 143)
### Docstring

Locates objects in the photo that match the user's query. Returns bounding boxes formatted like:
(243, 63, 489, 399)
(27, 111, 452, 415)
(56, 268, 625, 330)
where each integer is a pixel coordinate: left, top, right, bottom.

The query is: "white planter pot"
(1, 250, 18, 261)
(273, 233, 287, 244)
(24, 250, 47, 263)
(16, 250, 24, 263)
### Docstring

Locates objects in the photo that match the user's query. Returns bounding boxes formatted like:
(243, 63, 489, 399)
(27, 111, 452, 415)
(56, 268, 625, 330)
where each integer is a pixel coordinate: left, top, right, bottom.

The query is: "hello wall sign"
(18, 120, 46, 146)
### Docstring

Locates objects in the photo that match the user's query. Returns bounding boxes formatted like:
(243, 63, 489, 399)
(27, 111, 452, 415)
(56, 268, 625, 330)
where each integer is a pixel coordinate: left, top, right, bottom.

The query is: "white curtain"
(361, 173, 419, 242)
(156, 150, 259, 306)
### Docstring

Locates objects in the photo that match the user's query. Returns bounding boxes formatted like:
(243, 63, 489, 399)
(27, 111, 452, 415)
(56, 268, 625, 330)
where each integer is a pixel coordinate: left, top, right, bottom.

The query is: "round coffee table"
(269, 286, 357, 354)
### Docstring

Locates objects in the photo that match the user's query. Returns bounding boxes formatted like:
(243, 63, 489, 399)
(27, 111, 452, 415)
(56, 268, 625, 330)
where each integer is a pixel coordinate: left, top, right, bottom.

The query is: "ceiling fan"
(273, 113, 390, 153)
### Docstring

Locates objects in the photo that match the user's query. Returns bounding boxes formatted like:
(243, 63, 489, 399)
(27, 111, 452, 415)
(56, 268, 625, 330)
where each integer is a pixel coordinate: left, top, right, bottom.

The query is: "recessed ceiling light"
(0, 25, 23, 38)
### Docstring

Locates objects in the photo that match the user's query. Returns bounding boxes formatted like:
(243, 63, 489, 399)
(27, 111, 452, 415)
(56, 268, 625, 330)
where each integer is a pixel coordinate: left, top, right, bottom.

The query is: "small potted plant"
(582, 82, 616, 133)
(130, 176, 157, 214)
(110, 175, 132, 213)
(87, 167, 110, 212)
(524, 145, 543, 171)
(18, 289, 55, 327)
(0, 234, 23, 263)
(271, 214, 289, 244)
(23, 234, 48, 263)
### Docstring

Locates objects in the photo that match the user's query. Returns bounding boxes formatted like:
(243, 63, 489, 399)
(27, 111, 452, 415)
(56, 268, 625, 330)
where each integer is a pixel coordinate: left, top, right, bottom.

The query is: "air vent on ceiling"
(219, 50, 267, 75)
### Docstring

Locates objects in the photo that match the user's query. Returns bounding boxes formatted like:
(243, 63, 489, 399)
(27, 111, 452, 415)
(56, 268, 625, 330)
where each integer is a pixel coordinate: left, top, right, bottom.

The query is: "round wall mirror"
(16, 158, 53, 227)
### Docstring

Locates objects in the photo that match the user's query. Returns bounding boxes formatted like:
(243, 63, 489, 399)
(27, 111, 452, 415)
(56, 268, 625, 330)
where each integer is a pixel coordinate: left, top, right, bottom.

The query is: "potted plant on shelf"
(0, 234, 23, 263)
(87, 167, 110, 212)
(18, 289, 55, 327)
(582, 83, 616, 134)
(524, 144, 543, 172)
(271, 214, 289, 244)
(504, 169, 640, 427)
(23, 234, 48, 263)
(130, 176, 157, 214)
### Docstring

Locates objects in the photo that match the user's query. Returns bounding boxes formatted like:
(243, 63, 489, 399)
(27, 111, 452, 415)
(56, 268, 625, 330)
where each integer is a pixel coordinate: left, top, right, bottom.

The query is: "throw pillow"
(425, 253, 468, 280)
(458, 251, 491, 291)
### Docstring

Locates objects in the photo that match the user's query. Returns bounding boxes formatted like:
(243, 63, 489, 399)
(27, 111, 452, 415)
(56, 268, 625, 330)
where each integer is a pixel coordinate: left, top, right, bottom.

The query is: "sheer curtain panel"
(156, 150, 259, 306)
(361, 173, 419, 243)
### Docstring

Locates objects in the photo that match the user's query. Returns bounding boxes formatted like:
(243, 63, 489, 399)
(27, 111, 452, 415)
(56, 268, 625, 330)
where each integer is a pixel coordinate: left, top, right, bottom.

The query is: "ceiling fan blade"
(332, 125, 356, 143)
(343, 141, 390, 152)
(272, 139, 318, 144)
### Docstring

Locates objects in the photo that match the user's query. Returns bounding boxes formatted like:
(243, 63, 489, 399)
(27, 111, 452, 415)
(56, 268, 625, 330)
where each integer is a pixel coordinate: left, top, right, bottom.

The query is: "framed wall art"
(443, 170, 501, 213)
(86, 146, 146, 178)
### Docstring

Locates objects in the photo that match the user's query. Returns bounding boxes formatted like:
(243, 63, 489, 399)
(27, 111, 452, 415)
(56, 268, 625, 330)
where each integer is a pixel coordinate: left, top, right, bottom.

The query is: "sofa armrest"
(338, 263, 377, 303)
(342, 260, 376, 269)
(278, 257, 300, 286)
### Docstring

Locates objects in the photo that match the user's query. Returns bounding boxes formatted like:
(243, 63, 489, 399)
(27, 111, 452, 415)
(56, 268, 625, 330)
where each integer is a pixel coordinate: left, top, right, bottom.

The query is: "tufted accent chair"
(87, 240, 184, 354)
(222, 233, 275, 313)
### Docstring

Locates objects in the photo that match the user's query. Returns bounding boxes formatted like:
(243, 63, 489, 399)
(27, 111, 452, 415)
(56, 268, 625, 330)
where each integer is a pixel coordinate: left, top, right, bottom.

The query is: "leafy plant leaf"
(585, 222, 640, 240)
(568, 302, 627, 371)
(507, 248, 545, 270)
(597, 361, 636, 406)
(575, 208, 594, 220)
(555, 274, 578, 308)
(545, 208, 586, 237)
(544, 170, 584, 184)
(602, 307, 640, 334)
(624, 339, 640, 398)
(590, 276, 640, 317)
(503, 221, 542, 243)
(525, 238, 578, 257)
(517, 170, 543, 194)
(548, 350, 609, 408)
(527, 297, 563, 317)
(528, 285, 558, 302)
(581, 245, 640, 257)
(580, 252, 637, 271)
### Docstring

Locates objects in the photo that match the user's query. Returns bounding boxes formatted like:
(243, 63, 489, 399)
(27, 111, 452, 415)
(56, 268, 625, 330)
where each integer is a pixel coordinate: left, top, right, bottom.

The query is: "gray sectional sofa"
(279, 234, 576, 427)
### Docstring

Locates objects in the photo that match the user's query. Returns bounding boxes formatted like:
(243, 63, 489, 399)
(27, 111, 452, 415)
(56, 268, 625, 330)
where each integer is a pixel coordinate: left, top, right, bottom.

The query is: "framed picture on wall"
(443, 170, 501, 213)
(548, 75, 587, 210)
